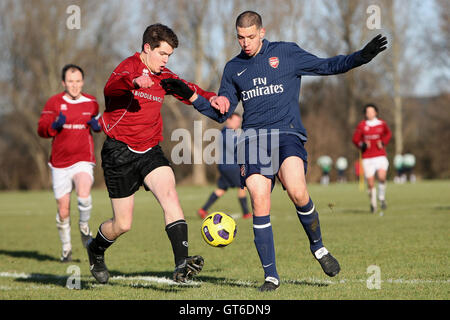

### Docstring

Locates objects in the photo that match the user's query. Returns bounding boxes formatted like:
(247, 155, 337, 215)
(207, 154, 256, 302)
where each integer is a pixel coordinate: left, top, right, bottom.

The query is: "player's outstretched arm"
(352, 122, 365, 150)
(295, 34, 388, 76)
(161, 78, 232, 123)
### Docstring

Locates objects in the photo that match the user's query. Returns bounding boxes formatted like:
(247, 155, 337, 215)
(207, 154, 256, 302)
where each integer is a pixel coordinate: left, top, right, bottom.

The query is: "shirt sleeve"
(190, 62, 240, 124)
(218, 62, 241, 111)
(166, 72, 217, 105)
(352, 121, 364, 148)
(104, 60, 136, 96)
(381, 121, 392, 145)
(191, 95, 235, 123)
(92, 99, 100, 116)
(37, 97, 59, 138)
(292, 43, 368, 76)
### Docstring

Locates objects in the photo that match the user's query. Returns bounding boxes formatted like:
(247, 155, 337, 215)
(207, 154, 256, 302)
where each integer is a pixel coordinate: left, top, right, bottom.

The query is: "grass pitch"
(0, 180, 448, 300)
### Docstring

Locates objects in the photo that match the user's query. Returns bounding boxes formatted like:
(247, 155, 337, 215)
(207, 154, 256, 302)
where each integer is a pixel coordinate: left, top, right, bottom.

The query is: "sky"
(118, 0, 448, 97)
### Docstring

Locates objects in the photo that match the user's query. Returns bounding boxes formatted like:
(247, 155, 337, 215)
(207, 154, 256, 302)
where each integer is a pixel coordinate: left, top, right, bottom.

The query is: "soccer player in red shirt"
(352, 104, 392, 213)
(86, 24, 229, 284)
(38, 64, 102, 262)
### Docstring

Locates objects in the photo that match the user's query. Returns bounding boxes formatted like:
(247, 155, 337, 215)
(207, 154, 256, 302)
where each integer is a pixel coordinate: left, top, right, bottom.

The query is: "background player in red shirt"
(352, 103, 392, 213)
(38, 64, 101, 262)
(86, 24, 229, 284)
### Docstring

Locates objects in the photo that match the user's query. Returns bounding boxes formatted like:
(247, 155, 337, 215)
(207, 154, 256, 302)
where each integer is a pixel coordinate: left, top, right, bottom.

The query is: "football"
(201, 212, 237, 247)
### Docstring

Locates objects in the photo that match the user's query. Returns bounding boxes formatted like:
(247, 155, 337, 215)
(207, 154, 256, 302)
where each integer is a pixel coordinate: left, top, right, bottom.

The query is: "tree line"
(0, 0, 448, 190)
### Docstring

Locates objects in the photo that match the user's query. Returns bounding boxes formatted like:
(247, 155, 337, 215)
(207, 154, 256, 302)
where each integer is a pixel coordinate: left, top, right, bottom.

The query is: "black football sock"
(202, 192, 218, 211)
(165, 219, 188, 266)
(89, 225, 115, 255)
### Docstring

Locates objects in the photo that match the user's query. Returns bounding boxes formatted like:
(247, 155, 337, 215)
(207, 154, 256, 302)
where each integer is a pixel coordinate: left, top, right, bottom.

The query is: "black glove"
(360, 142, 368, 152)
(51, 112, 66, 130)
(161, 78, 194, 100)
(361, 34, 388, 61)
(87, 115, 101, 132)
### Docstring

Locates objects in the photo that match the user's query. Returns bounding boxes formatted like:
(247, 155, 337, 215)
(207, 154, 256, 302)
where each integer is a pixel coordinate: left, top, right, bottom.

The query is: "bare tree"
(0, 0, 125, 189)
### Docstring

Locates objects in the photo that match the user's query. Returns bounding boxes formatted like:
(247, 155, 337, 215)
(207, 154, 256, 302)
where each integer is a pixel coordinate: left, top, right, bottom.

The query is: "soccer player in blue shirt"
(162, 11, 387, 291)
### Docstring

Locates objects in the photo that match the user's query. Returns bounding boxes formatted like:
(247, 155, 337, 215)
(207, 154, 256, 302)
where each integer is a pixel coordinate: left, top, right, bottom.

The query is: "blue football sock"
(295, 198, 324, 254)
(253, 215, 279, 280)
(238, 196, 250, 214)
(202, 192, 218, 211)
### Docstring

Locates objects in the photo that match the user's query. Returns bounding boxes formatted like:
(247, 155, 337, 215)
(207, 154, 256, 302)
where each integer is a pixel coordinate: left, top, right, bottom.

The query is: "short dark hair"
(236, 11, 263, 29)
(142, 23, 178, 51)
(364, 103, 378, 114)
(61, 64, 84, 82)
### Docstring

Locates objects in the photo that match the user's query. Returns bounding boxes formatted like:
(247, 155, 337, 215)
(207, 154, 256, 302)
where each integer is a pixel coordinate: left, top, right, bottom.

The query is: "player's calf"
(56, 213, 72, 262)
(295, 198, 324, 253)
(295, 198, 340, 277)
(78, 196, 93, 247)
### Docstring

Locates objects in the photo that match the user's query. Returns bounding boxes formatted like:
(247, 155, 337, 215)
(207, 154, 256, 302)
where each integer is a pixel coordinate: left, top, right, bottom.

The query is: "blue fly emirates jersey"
(192, 39, 371, 183)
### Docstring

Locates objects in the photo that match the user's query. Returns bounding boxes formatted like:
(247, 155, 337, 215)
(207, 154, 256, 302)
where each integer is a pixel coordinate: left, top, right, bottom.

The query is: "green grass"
(0, 180, 449, 300)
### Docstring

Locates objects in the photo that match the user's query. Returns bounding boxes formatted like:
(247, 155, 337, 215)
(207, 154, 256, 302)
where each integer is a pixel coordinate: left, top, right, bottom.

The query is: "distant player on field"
(164, 11, 388, 291)
(352, 103, 392, 213)
(317, 155, 333, 185)
(335, 156, 348, 183)
(86, 24, 229, 284)
(38, 64, 101, 262)
(198, 113, 251, 220)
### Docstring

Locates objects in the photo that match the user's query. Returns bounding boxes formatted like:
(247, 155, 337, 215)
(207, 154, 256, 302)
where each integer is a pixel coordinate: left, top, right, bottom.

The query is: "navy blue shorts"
(217, 165, 241, 190)
(238, 132, 308, 190)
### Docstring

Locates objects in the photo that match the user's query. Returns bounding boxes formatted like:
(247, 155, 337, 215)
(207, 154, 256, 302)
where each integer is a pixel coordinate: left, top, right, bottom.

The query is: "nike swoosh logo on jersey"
(237, 68, 247, 76)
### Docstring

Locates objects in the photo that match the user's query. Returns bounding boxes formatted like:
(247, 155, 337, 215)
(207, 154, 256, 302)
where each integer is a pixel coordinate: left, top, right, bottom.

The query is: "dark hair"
(236, 11, 263, 29)
(364, 103, 378, 114)
(142, 23, 178, 51)
(61, 64, 84, 81)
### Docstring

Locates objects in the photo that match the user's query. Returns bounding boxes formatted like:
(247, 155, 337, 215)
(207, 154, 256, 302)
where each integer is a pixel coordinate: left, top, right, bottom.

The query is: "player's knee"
(57, 208, 70, 220)
(290, 188, 309, 206)
(215, 189, 226, 197)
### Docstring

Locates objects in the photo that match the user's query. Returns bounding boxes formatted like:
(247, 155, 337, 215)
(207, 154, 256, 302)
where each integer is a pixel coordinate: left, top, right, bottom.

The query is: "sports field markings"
(110, 275, 201, 286)
(1, 272, 448, 290)
(0, 271, 200, 287)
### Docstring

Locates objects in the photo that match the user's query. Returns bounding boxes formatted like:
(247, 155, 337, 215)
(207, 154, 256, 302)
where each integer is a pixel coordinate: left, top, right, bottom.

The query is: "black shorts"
(101, 137, 171, 198)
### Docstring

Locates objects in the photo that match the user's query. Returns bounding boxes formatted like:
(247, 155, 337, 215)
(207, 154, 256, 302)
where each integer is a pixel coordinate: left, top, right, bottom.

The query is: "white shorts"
(50, 161, 94, 199)
(362, 156, 389, 178)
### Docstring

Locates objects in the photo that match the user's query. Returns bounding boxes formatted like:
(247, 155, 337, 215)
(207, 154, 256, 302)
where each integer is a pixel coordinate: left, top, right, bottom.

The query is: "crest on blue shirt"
(269, 57, 279, 68)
